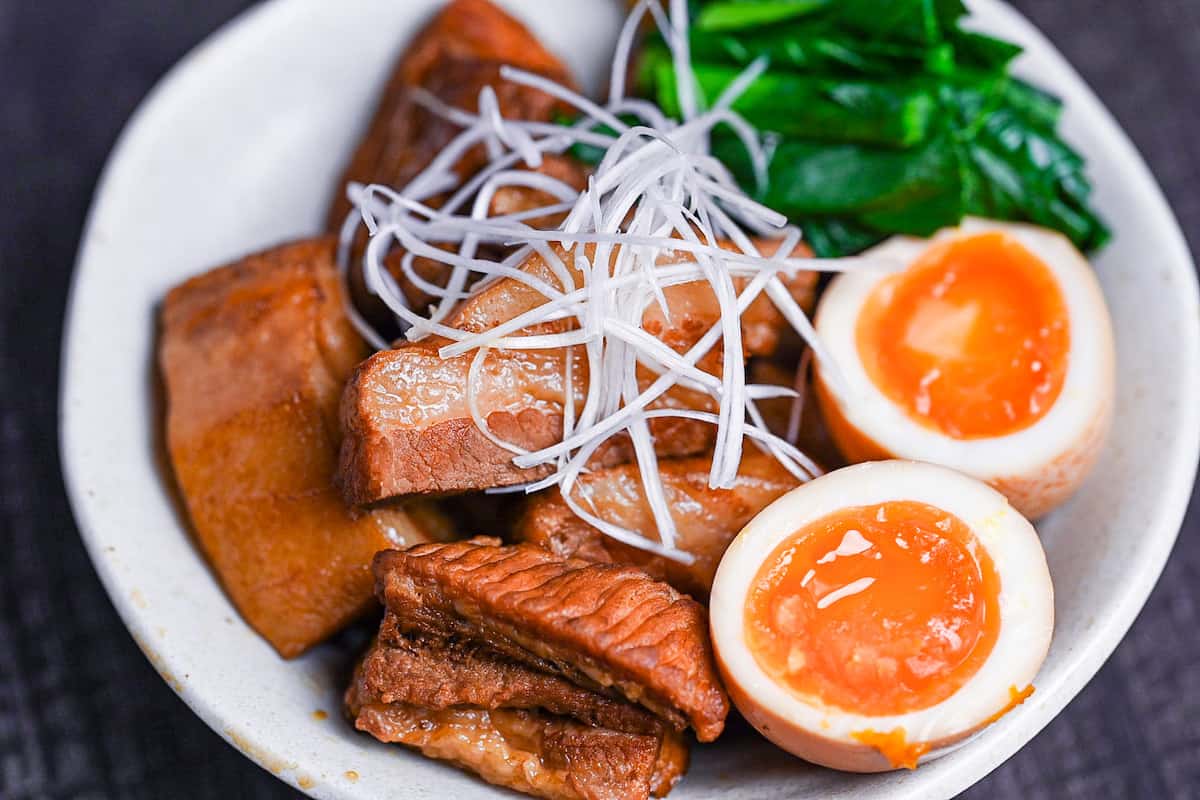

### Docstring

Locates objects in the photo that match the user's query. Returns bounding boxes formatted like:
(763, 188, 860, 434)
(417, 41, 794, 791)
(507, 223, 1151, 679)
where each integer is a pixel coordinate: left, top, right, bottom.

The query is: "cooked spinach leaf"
(638, 0, 1109, 255)
(655, 63, 936, 147)
(697, 0, 831, 32)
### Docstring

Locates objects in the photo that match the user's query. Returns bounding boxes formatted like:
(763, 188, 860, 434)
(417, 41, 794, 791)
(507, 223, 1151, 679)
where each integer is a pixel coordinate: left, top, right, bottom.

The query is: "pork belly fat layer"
(159, 237, 444, 658)
(364, 624, 664, 735)
(374, 539, 730, 741)
(353, 704, 662, 800)
(516, 450, 800, 599)
(347, 635, 688, 800)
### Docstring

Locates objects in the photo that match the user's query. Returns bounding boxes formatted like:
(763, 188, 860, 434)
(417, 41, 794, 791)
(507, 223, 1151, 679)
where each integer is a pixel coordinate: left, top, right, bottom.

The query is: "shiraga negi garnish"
(636, 0, 1109, 257)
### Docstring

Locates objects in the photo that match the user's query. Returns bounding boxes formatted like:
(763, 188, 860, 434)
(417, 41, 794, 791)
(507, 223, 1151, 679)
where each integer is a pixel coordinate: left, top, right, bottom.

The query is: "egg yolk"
(850, 728, 929, 770)
(744, 501, 1001, 716)
(856, 232, 1070, 439)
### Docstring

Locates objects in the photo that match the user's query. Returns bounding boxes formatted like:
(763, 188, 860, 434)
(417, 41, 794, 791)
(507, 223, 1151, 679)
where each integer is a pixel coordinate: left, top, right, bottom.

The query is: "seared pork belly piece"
(374, 538, 730, 741)
(749, 359, 845, 471)
(159, 238, 448, 658)
(516, 450, 800, 600)
(379, 152, 588, 315)
(338, 242, 816, 504)
(338, 336, 716, 502)
(349, 701, 675, 800)
(327, 0, 573, 228)
(366, 621, 665, 735)
(446, 240, 816, 348)
(350, 705, 659, 800)
(487, 153, 589, 229)
(347, 630, 688, 799)
(327, 0, 584, 313)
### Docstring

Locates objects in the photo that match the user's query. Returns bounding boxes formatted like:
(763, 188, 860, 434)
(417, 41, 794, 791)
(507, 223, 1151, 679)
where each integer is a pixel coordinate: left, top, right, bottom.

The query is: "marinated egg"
(814, 219, 1115, 518)
(710, 460, 1053, 772)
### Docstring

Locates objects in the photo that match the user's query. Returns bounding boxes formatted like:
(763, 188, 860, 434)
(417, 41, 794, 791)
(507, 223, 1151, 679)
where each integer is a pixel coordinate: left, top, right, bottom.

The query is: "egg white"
(710, 460, 1054, 772)
(814, 218, 1116, 518)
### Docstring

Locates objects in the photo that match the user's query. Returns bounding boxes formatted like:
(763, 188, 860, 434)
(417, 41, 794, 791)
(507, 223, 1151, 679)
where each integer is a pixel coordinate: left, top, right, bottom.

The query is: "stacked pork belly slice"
(347, 538, 727, 800)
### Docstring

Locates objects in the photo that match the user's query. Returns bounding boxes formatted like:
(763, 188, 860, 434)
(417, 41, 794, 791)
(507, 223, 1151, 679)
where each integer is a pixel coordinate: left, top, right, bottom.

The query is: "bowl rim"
(59, 1, 1200, 798)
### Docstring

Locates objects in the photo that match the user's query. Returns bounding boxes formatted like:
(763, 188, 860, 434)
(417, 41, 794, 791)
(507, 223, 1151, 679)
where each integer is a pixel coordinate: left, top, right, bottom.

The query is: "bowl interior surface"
(60, 1, 1200, 798)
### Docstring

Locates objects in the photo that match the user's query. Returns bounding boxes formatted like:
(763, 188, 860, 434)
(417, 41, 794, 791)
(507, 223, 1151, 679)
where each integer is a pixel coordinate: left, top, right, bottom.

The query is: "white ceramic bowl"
(60, 1, 1200, 798)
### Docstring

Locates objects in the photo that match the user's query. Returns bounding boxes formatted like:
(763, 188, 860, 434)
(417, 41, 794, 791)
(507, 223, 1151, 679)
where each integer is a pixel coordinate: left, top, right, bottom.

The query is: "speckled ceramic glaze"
(60, 1, 1200, 798)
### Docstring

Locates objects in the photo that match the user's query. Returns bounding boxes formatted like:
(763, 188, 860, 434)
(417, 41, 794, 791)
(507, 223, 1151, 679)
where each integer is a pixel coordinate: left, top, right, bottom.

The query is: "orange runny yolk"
(850, 728, 930, 770)
(745, 501, 1001, 716)
(856, 232, 1070, 439)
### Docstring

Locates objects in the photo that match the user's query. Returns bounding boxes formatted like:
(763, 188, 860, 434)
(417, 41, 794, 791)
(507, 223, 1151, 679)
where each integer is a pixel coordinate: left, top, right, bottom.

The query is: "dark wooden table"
(1, 1, 1197, 797)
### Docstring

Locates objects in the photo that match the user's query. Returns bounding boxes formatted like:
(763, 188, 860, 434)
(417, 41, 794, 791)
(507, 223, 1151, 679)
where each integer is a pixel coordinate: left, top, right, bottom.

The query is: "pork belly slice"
(338, 337, 716, 502)
(374, 539, 730, 741)
(338, 242, 817, 504)
(159, 238, 450, 658)
(350, 704, 669, 800)
(327, 0, 583, 315)
(515, 450, 799, 600)
(377, 150, 589, 315)
(326, 0, 573, 228)
(368, 620, 665, 735)
(347, 634, 687, 800)
(749, 359, 846, 471)
(447, 240, 817, 350)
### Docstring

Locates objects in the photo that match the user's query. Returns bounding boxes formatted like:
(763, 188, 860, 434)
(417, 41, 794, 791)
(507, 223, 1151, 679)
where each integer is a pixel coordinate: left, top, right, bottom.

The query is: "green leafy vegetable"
(654, 62, 936, 147)
(555, 112, 641, 166)
(950, 31, 1024, 72)
(696, 0, 831, 32)
(714, 133, 961, 219)
(679, 27, 929, 75)
(821, 0, 966, 46)
(637, 0, 1109, 255)
(794, 216, 888, 257)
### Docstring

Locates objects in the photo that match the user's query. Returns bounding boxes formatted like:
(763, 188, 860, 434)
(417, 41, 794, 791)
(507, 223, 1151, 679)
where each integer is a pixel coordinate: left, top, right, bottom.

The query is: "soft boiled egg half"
(814, 219, 1115, 518)
(710, 460, 1053, 772)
